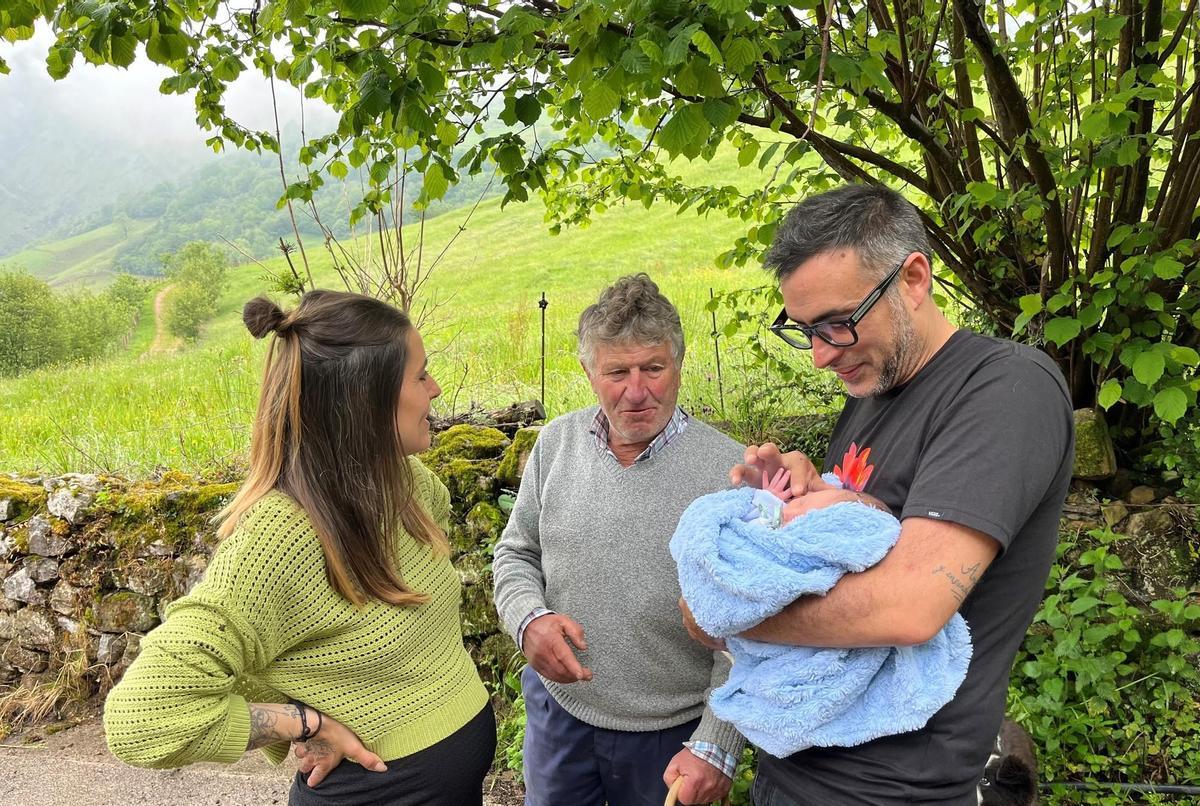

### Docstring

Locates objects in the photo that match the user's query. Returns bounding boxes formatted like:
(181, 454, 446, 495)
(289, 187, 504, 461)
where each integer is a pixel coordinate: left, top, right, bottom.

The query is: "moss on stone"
(95, 591, 159, 633)
(1073, 408, 1117, 480)
(459, 583, 501, 639)
(465, 502, 507, 549)
(496, 426, 541, 488)
(471, 631, 520, 687)
(97, 478, 237, 554)
(0, 478, 47, 524)
(447, 523, 474, 557)
(455, 551, 491, 587)
(422, 425, 510, 470)
(437, 457, 500, 511)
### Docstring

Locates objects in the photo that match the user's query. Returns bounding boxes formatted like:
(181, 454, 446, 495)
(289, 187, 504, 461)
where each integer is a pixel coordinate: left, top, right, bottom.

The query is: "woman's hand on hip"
(292, 713, 387, 788)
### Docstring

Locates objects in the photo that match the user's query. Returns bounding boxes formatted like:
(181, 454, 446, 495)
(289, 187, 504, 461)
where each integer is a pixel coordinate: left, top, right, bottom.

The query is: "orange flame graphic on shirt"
(833, 442, 874, 492)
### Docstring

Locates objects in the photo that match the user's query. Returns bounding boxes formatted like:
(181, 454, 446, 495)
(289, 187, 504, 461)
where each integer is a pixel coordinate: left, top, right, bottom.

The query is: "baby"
(670, 462, 972, 758)
(744, 467, 889, 528)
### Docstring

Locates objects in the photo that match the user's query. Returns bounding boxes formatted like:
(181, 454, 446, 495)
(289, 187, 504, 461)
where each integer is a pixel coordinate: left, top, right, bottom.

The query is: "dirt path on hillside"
(148, 284, 175, 354)
(1, 718, 523, 806)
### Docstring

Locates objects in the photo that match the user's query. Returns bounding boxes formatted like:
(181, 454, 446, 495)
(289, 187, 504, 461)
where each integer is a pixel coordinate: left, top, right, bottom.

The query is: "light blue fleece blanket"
(669, 486, 972, 758)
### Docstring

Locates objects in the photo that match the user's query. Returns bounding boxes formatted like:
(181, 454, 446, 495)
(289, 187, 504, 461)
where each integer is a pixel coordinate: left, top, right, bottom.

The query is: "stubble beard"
(861, 301, 919, 398)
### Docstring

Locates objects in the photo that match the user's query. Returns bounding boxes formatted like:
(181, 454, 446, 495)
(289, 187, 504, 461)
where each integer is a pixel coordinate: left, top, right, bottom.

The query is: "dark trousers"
(289, 704, 496, 806)
(521, 665, 700, 806)
(751, 772, 803, 806)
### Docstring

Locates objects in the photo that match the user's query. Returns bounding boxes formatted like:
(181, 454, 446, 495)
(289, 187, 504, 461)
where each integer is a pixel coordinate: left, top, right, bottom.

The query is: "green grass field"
(1, 219, 156, 288)
(0, 152, 843, 475)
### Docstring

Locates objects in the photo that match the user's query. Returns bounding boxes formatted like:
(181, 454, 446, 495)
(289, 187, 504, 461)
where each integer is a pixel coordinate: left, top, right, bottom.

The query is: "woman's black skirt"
(289, 704, 497, 806)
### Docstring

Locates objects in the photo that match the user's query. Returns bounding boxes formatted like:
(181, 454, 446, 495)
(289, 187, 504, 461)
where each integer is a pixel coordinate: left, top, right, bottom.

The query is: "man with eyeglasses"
(679, 184, 1074, 805)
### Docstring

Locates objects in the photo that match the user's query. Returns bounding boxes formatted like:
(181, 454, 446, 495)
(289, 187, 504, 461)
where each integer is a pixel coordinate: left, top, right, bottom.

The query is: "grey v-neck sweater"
(493, 406, 746, 753)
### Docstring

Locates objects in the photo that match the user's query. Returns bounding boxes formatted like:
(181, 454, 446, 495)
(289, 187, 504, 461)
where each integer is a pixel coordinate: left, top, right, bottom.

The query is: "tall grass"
(1, 151, 844, 475)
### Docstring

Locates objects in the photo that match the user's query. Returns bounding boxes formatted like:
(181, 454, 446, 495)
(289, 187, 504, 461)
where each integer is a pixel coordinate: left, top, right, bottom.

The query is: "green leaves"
(1013, 293, 1043, 335)
(723, 37, 759, 74)
(1044, 317, 1082, 346)
(1098, 379, 1122, 409)
(514, 93, 541, 125)
(582, 79, 620, 120)
(146, 30, 190, 65)
(1153, 256, 1185, 279)
(420, 160, 449, 203)
(335, 0, 390, 16)
(676, 57, 724, 97)
(657, 103, 710, 158)
(107, 32, 137, 67)
(45, 45, 74, 79)
(1132, 351, 1165, 385)
(702, 98, 740, 130)
(967, 181, 1001, 205)
(664, 23, 701, 66)
(1152, 388, 1187, 424)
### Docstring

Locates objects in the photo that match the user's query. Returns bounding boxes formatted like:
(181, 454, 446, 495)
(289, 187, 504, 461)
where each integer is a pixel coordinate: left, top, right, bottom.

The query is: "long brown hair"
(217, 290, 446, 606)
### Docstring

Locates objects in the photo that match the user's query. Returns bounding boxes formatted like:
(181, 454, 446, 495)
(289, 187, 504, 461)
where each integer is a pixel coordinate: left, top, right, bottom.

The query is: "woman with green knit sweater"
(104, 291, 495, 805)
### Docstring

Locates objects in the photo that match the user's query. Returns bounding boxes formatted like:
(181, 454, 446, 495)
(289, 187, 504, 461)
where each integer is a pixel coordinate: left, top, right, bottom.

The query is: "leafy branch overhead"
(5, 0, 1198, 432)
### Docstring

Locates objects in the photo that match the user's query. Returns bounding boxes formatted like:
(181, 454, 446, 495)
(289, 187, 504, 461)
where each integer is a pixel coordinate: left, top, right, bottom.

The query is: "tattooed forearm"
(932, 561, 982, 605)
(247, 703, 300, 750)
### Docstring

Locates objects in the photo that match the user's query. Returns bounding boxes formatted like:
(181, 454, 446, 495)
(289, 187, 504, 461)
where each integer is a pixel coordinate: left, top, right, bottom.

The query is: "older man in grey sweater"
(493, 274, 745, 806)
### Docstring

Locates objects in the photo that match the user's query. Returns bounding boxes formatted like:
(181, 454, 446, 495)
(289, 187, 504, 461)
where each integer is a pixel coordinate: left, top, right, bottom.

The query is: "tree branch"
(953, 0, 1070, 281)
(737, 73, 932, 193)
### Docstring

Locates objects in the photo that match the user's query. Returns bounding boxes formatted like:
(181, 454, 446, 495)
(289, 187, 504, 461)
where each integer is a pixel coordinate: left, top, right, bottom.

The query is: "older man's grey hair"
(763, 184, 932, 286)
(577, 273, 685, 371)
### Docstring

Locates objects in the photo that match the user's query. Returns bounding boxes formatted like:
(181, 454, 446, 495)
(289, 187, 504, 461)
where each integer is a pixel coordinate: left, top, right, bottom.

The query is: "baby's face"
(780, 488, 863, 524)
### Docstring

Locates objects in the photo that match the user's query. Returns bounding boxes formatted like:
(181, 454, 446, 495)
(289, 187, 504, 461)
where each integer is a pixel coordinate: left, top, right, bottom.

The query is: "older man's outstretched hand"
(523, 613, 594, 684)
(730, 442, 829, 497)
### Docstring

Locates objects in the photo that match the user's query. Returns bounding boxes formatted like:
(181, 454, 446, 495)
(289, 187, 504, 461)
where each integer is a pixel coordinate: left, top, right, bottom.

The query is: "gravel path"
(2, 720, 294, 806)
(1, 720, 522, 805)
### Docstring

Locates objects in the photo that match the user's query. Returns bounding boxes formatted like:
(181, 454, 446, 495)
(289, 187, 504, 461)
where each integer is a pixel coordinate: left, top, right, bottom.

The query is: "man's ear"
(902, 252, 934, 309)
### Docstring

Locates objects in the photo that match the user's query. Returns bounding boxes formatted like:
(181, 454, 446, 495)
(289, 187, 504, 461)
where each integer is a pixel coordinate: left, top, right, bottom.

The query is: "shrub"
(0, 270, 64, 375)
(161, 242, 228, 342)
(1009, 528, 1200, 804)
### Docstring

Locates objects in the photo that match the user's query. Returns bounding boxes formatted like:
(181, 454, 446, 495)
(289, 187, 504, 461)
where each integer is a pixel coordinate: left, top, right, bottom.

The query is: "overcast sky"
(0, 25, 337, 158)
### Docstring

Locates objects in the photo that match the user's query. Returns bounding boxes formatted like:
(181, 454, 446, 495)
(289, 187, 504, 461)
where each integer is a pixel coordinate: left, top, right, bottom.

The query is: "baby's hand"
(762, 468, 793, 501)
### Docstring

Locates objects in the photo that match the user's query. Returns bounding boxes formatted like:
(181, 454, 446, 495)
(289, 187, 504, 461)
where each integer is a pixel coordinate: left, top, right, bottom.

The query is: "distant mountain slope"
(1, 145, 499, 287)
(0, 68, 211, 258)
(2, 219, 155, 287)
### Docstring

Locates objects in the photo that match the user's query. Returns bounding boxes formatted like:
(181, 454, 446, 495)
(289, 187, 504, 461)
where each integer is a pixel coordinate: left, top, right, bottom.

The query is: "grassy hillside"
(0, 151, 839, 475)
(1, 219, 156, 288)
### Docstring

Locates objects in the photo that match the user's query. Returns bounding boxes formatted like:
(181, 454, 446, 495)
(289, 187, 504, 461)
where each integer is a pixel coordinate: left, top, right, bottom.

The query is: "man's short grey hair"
(577, 273, 685, 371)
(763, 184, 932, 284)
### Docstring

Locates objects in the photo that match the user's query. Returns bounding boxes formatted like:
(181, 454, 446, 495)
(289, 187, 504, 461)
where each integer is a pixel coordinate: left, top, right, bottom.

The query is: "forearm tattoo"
(247, 703, 302, 750)
(932, 561, 982, 605)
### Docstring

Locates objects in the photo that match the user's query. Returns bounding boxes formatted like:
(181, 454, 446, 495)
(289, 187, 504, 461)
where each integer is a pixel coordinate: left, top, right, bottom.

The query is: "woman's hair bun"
(243, 297, 287, 339)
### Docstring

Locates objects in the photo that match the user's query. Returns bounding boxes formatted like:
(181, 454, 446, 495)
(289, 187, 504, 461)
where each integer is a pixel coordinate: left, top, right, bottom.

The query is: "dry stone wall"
(0, 423, 540, 710)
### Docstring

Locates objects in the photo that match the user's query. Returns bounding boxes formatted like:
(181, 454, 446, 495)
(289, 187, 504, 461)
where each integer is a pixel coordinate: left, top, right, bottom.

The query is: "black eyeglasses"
(769, 257, 909, 350)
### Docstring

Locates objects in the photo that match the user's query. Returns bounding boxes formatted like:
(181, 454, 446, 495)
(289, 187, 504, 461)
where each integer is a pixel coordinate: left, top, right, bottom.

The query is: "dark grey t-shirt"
(759, 330, 1074, 805)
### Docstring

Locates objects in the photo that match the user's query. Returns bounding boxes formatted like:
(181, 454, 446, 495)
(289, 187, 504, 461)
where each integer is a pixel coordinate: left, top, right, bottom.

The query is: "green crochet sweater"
(104, 458, 488, 768)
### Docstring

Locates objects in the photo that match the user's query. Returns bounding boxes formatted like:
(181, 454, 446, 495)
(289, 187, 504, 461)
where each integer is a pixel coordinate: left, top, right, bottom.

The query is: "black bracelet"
(288, 699, 315, 742)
